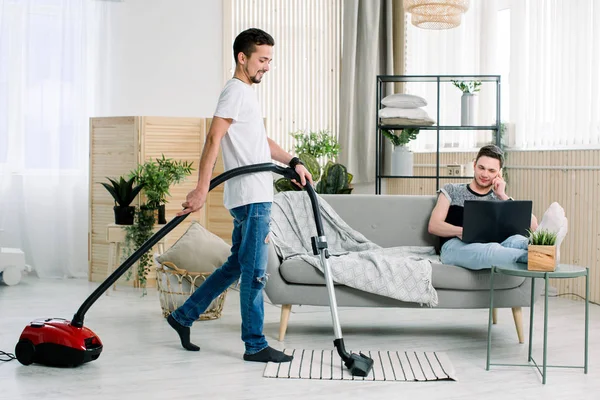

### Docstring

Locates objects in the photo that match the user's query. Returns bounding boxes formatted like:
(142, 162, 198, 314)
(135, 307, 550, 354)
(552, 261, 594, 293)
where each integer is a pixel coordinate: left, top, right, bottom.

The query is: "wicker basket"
(156, 261, 227, 321)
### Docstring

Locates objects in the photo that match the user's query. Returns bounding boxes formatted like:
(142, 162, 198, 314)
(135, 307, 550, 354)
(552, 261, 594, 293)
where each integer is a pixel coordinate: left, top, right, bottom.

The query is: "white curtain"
(511, 0, 600, 149)
(0, 0, 105, 278)
(404, 0, 499, 152)
(405, 0, 600, 151)
(339, 0, 395, 184)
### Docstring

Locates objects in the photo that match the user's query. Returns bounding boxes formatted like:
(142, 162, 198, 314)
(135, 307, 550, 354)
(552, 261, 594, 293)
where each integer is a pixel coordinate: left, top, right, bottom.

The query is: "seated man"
(428, 144, 538, 270)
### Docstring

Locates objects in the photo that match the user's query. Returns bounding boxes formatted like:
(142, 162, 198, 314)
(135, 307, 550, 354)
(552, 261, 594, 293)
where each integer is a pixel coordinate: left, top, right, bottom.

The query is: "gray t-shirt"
(437, 183, 498, 250)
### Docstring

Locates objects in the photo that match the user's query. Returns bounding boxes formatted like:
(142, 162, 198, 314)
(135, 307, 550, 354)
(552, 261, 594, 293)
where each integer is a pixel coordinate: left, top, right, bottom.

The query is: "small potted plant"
(289, 129, 340, 164)
(129, 154, 194, 224)
(100, 176, 144, 225)
(274, 130, 353, 194)
(527, 229, 558, 271)
(381, 128, 419, 177)
(452, 80, 482, 126)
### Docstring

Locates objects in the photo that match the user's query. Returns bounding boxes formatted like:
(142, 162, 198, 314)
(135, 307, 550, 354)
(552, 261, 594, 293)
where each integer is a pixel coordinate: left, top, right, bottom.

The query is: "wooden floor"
(1, 276, 598, 400)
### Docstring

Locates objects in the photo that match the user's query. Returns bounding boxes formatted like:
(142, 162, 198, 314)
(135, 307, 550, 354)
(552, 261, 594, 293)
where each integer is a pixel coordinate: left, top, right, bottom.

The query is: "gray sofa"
(265, 194, 541, 342)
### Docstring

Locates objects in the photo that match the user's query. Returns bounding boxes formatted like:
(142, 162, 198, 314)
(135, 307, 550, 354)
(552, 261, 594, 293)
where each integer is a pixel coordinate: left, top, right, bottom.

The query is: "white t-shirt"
(213, 78, 273, 210)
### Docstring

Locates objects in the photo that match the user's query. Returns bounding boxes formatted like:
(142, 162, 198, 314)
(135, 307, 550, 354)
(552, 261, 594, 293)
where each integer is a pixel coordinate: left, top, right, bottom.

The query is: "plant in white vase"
(381, 128, 419, 176)
(452, 80, 482, 126)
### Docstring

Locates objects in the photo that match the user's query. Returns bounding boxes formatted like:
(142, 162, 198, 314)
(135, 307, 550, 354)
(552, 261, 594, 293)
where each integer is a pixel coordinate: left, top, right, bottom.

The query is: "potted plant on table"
(100, 176, 145, 225)
(527, 229, 558, 271)
(452, 80, 482, 126)
(381, 128, 419, 177)
(129, 154, 194, 224)
(121, 155, 194, 294)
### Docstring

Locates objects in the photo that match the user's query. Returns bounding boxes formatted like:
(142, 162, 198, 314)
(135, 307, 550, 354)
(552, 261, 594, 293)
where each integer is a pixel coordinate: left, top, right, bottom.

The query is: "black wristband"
(289, 157, 304, 169)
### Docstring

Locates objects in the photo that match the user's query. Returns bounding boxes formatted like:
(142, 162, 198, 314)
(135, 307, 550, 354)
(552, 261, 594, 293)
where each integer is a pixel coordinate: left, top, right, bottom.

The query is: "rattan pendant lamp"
(404, 0, 470, 30)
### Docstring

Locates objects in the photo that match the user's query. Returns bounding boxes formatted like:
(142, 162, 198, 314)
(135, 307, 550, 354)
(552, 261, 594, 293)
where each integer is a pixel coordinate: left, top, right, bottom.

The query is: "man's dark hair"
(233, 28, 275, 64)
(475, 144, 504, 168)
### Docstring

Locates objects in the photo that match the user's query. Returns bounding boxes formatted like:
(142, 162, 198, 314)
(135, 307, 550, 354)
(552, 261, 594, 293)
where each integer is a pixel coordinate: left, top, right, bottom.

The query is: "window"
(405, 1, 600, 151)
(0, 0, 90, 171)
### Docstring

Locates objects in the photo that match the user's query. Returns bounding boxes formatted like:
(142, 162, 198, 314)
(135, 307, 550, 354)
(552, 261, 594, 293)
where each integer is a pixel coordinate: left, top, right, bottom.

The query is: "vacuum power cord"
(0, 350, 16, 362)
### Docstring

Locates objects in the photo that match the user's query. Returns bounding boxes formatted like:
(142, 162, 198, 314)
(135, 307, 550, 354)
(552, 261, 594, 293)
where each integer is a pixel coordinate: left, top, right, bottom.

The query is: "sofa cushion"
(319, 194, 438, 248)
(156, 221, 230, 273)
(279, 258, 526, 290)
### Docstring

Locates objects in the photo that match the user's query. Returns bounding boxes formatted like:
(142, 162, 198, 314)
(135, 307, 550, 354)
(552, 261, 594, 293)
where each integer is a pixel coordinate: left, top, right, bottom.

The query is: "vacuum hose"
(71, 162, 373, 377)
(71, 163, 299, 328)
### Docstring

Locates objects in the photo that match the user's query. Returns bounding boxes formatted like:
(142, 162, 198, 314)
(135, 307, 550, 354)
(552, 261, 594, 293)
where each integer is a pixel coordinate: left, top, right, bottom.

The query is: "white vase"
(461, 93, 477, 126)
(391, 145, 413, 176)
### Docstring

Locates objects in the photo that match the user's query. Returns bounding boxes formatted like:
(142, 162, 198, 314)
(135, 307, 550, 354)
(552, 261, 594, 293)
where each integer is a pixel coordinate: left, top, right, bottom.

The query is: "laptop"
(462, 200, 532, 244)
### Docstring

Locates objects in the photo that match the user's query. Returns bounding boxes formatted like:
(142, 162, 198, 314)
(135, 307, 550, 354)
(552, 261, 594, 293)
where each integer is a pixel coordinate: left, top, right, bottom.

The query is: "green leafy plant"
(290, 129, 340, 161)
(122, 206, 156, 295)
(452, 80, 482, 94)
(121, 155, 194, 292)
(315, 161, 353, 194)
(100, 176, 144, 207)
(527, 229, 557, 246)
(381, 128, 420, 147)
(129, 155, 194, 209)
(274, 153, 353, 194)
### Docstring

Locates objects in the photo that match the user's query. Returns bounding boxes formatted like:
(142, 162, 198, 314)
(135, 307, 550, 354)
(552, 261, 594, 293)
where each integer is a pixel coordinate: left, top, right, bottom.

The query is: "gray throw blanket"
(270, 192, 439, 307)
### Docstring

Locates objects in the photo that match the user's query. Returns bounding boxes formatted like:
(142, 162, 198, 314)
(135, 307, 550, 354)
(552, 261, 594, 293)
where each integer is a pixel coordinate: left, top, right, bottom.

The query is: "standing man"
(428, 144, 538, 270)
(167, 28, 312, 363)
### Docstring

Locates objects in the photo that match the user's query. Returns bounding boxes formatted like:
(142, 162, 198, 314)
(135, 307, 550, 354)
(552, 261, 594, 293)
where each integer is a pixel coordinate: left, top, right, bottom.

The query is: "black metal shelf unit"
(375, 74, 501, 194)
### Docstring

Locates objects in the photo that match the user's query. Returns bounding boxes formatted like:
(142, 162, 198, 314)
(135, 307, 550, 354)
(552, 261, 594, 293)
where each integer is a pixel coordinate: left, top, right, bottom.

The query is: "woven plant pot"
(156, 261, 227, 321)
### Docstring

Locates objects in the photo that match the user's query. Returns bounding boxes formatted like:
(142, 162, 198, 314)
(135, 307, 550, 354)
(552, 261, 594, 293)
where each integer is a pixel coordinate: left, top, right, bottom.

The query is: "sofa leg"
(492, 308, 498, 325)
(279, 304, 292, 341)
(512, 307, 524, 344)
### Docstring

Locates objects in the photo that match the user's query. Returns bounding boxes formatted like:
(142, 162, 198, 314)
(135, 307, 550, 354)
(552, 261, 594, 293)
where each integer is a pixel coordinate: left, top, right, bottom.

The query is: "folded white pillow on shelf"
(381, 93, 427, 108)
(378, 107, 436, 125)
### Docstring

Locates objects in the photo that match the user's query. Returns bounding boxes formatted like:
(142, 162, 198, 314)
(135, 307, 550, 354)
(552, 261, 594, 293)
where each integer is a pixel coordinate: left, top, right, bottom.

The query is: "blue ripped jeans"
(170, 202, 271, 355)
(440, 234, 529, 270)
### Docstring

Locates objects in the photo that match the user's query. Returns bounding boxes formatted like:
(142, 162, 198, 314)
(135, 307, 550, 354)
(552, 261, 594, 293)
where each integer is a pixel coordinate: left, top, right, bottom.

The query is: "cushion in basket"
(156, 221, 230, 273)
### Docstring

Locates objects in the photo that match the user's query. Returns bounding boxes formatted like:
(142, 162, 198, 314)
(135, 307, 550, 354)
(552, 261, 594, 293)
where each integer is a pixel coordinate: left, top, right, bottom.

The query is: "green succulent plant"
(528, 229, 558, 246)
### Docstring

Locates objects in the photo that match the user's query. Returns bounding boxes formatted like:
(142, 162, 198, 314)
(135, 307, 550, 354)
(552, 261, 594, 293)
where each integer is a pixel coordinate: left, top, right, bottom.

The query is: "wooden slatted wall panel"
(386, 150, 599, 303)
(140, 117, 206, 249)
(89, 116, 236, 286)
(204, 119, 234, 245)
(89, 117, 139, 283)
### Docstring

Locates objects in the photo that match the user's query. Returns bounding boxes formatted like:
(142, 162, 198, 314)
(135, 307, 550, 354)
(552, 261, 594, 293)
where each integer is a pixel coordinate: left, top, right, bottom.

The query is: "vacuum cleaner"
(15, 163, 373, 376)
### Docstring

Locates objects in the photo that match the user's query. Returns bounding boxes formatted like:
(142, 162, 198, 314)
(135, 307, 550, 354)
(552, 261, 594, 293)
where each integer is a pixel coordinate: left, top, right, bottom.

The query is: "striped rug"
(264, 349, 457, 381)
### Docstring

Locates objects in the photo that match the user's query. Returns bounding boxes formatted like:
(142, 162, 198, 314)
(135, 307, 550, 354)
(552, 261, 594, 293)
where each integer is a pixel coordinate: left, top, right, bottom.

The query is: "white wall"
(96, 0, 223, 117)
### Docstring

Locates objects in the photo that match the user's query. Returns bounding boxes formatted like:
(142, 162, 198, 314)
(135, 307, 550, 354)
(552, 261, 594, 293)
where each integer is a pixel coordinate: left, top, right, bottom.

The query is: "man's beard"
(249, 69, 266, 83)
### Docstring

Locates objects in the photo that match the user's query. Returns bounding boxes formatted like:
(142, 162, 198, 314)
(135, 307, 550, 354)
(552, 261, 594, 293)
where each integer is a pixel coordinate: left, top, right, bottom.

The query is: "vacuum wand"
(71, 163, 297, 328)
(305, 184, 374, 377)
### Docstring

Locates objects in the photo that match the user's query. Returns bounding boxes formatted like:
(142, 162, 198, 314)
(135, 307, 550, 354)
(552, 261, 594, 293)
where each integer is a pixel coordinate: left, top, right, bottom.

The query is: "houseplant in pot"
(120, 155, 193, 293)
(452, 80, 482, 126)
(527, 229, 558, 271)
(381, 128, 419, 176)
(274, 130, 353, 194)
(100, 176, 144, 225)
(129, 154, 194, 224)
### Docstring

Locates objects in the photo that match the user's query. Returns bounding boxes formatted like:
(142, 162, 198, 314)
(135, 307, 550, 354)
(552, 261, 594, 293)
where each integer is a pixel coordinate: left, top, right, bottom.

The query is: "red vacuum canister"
(15, 318, 102, 367)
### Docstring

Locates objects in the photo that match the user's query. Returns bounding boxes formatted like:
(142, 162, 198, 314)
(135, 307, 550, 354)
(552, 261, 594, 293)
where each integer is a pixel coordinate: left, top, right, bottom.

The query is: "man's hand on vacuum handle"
(177, 117, 230, 216)
(178, 188, 208, 216)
